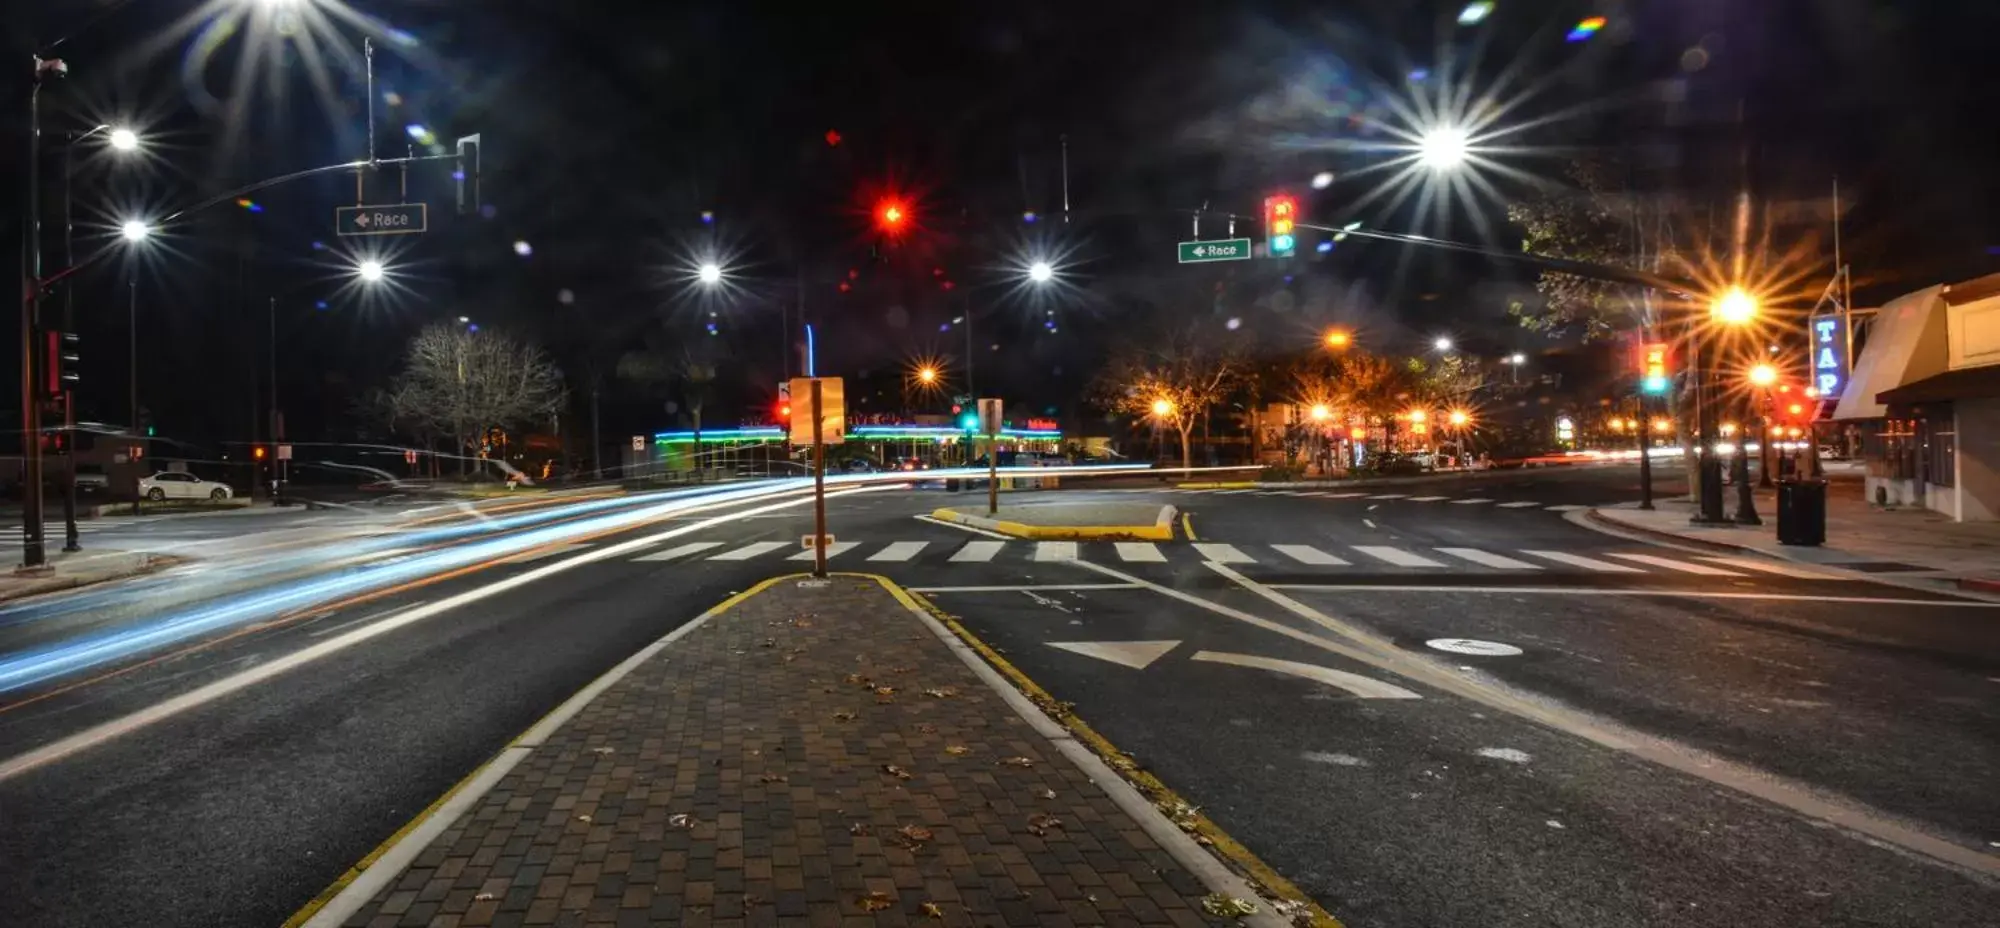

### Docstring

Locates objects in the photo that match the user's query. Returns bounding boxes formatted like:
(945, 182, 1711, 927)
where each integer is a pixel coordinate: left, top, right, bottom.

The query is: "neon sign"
(1810, 315, 1847, 396)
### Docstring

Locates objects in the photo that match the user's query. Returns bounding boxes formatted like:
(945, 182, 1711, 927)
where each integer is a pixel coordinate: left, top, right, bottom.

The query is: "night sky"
(10, 0, 1998, 455)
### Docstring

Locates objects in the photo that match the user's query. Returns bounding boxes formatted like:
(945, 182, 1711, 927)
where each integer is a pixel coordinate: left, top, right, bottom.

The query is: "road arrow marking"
(1190, 650, 1421, 699)
(1047, 639, 1180, 670)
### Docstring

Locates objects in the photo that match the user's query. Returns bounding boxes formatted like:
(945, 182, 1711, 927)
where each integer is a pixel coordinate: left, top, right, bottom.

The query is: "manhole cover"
(1425, 638, 1522, 656)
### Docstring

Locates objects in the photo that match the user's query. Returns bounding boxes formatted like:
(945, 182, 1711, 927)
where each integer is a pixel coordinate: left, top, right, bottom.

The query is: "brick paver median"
(329, 574, 1240, 927)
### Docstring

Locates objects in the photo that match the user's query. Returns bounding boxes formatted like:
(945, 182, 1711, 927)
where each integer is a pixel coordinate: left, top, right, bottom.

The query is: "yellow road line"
(1180, 512, 1197, 541)
(870, 573, 1341, 928)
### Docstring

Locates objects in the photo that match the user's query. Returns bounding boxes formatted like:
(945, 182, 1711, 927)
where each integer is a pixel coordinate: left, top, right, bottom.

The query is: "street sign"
(787, 376, 845, 445)
(977, 398, 1003, 437)
(1177, 239, 1252, 263)
(336, 203, 428, 236)
(630, 435, 645, 452)
(276, 444, 293, 461)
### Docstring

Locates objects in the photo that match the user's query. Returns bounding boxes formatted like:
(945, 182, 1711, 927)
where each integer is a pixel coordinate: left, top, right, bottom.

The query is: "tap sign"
(1810, 315, 1847, 396)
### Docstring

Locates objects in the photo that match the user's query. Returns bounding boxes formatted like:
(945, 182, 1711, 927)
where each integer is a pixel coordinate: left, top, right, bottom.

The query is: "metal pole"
(1690, 328, 1728, 524)
(1636, 396, 1654, 510)
(21, 76, 49, 569)
(271, 296, 285, 503)
(1757, 388, 1774, 488)
(963, 301, 974, 396)
(130, 275, 140, 516)
(59, 134, 79, 552)
(986, 431, 998, 517)
(1732, 403, 1762, 526)
(810, 379, 827, 579)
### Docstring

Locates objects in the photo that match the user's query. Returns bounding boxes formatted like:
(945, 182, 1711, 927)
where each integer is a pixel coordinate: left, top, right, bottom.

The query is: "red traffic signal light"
(1264, 195, 1298, 257)
(876, 199, 909, 233)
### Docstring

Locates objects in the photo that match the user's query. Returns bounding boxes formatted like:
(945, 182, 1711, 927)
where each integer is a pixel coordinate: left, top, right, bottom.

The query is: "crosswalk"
(618, 537, 1839, 580)
(1153, 487, 1602, 513)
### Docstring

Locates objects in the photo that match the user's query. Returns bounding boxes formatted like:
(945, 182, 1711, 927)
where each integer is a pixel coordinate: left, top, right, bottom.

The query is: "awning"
(1877, 363, 2000, 405)
(1831, 285, 1949, 420)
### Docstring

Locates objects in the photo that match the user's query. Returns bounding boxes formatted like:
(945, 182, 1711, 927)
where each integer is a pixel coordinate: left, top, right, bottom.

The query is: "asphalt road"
(1, 467, 1994, 927)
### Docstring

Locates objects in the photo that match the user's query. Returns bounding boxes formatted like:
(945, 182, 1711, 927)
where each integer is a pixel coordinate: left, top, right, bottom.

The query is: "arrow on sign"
(1046, 640, 1181, 670)
(353, 212, 372, 227)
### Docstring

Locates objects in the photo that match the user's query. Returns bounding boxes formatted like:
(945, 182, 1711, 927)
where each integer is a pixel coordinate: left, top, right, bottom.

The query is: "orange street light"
(1447, 409, 1470, 427)
(1323, 329, 1352, 349)
(1310, 404, 1331, 421)
(916, 366, 938, 384)
(1787, 402, 1804, 416)
(1407, 409, 1428, 424)
(1608, 417, 1625, 432)
(1747, 363, 1778, 387)
(1711, 286, 1759, 326)
(1348, 426, 1366, 440)
(1720, 422, 1738, 437)
(1652, 417, 1672, 433)
(1150, 398, 1175, 417)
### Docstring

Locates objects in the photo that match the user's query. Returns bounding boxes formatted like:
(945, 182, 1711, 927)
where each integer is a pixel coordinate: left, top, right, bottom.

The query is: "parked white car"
(139, 472, 234, 501)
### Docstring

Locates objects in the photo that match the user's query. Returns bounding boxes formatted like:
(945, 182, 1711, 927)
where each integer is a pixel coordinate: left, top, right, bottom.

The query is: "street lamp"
(1447, 410, 1469, 427)
(107, 127, 140, 151)
(1323, 329, 1351, 349)
(1027, 261, 1053, 283)
(119, 219, 151, 242)
(697, 262, 723, 285)
(1151, 398, 1175, 417)
(1418, 126, 1470, 171)
(1310, 404, 1331, 421)
(1432, 336, 1454, 353)
(1712, 286, 1759, 326)
(1747, 363, 1777, 387)
(356, 259, 386, 282)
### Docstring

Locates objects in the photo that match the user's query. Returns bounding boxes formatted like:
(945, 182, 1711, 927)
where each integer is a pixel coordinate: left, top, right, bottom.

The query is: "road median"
(290, 573, 1298, 928)
(1, 550, 180, 604)
(930, 502, 1177, 541)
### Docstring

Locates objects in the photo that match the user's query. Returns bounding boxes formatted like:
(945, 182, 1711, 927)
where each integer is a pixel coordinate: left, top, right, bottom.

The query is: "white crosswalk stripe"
(1436, 547, 1543, 570)
(1543, 504, 1587, 512)
(1353, 545, 1446, 568)
(1450, 498, 1494, 505)
(633, 541, 724, 562)
(1693, 555, 1836, 579)
(1271, 544, 1349, 566)
(788, 541, 860, 561)
(1406, 496, 1449, 502)
(1365, 493, 1407, 500)
(1494, 501, 1542, 508)
(1113, 542, 1166, 563)
(1522, 550, 1644, 573)
(1034, 541, 1079, 561)
(867, 541, 929, 562)
(1191, 543, 1255, 564)
(711, 541, 790, 561)
(1606, 553, 1745, 576)
(950, 540, 1005, 562)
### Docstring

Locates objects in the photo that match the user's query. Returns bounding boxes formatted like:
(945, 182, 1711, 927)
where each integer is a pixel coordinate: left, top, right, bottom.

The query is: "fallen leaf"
(858, 891, 895, 912)
(667, 813, 695, 829)
(589, 746, 615, 755)
(575, 814, 593, 823)
(833, 711, 858, 722)
(915, 723, 938, 734)
(473, 892, 495, 901)
(1037, 788, 1056, 800)
(920, 901, 944, 919)
(882, 764, 912, 780)
(999, 756, 1035, 768)
(1201, 894, 1259, 917)
(897, 824, 934, 843)
(760, 638, 777, 648)
(944, 745, 969, 756)
(759, 773, 788, 783)
(848, 822, 871, 836)
(844, 673, 870, 686)
(921, 687, 958, 699)
(1028, 813, 1063, 832)
(743, 894, 765, 908)
(874, 685, 896, 696)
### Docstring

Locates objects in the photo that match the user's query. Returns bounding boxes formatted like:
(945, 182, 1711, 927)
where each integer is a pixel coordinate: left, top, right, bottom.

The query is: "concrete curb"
(929, 504, 1177, 541)
(1575, 507, 2000, 603)
(1, 552, 180, 604)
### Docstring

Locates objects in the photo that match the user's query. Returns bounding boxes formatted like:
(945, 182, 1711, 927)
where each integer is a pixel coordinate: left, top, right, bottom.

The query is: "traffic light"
(876, 198, 909, 235)
(1264, 194, 1298, 258)
(958, 411, 979, 431)
(44, 330, 80, 398)
(253, 446, 268, 461)
(1640, 342, 1670, 395)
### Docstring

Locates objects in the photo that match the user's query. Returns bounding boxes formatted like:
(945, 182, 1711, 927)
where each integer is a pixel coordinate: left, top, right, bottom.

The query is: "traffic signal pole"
(19, 68, 51, 569)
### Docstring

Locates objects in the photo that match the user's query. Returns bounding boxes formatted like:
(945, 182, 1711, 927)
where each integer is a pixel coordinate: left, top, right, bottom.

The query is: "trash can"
(1776, 478, 1827, 546)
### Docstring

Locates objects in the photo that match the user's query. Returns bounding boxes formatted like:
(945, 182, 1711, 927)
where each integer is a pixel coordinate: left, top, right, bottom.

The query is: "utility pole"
(19, 58, 59, 569)
(59, 129, 82, 552)
(130, 276, 140, 516)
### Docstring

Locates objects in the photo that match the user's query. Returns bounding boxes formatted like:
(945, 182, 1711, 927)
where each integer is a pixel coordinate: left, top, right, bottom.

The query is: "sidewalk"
(1588, 483, 2000, 592)
(932, 501, 1177, 540)
(1, 548, 175, 603)
(295, 575, 1300, 928)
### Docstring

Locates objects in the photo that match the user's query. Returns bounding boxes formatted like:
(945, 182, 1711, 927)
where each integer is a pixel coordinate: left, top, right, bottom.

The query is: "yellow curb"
(283, 575, 793, 928)
(1181, 512, 1198, 541)
(879, 575, 1342, 928)
(1176, 481, 1258, 489)
(930, 507, 1174, 541)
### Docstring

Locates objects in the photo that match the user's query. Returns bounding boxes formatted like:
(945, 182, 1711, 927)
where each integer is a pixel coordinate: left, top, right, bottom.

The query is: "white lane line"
(1191, 543, 1256, 564)
(914, 514, 1013, 539)
(1436, 547, 1543, 570)
(1298, 492, 1335, 497)
(306, 605, 415, 639)
(1271, 544, 1349, 566)
(949, 540, 1006, 562)
(1034, 541, 1079, 562)
(1262, 583, 2000, 608)
(1323, 492, 1369, 499)
(787, 541, 860, 561)
(1608, 553, 1746, 576)
(1522, 550, 1644, 573)
(1191, 651, 1420, 699)
(710, 541, 790, 561)
(1450, 498, 1494, 505)
(1352, 546, 1446, 568)
(1543, 504, 1587, 512)
(866, 541, 929, 562)
(1113, 542, 1167, 563)
(1495, 501, 1543, 509)
(631, 541, 724, 562)
(1216, 489, 1258, 495)
(911, 583, 1140, 593)
(1365, 494, 1407, 500)
(497, 543, 589, 564)
(0, 486, 888, 785)
(1693, 555, 1838, 579)
(1406, 496, 1449, 502)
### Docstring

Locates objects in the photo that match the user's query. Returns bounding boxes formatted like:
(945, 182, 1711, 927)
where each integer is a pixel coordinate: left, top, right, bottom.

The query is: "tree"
(617, 330, 724, 449)
(1507, 156, 1662, 341)
(1088, 325, 1244, 471)
(384, 324, 567, 476)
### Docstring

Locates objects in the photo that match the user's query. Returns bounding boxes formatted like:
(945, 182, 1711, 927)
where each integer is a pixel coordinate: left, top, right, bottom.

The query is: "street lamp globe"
(1433, 336, 1454, 352)
(1711, 286, 1759, 325)
(1310, 404, 1331, 421)
(1323, 329, 1351, 349)
(1509, 352, 1526, 365)
(1150, 398, 1175, 417)
(1448, 410, 1470, 427)
(119, 219, 151, 242)
(1417, 126, 1470, 171)
(1027, 261, 1054, 283)
(108, 127, 140, 151)
(1748, 363, 1778, 387)
(357, 259, 386, 283)
(917, 366, 938, 384)
(696, 262, 723, 285)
